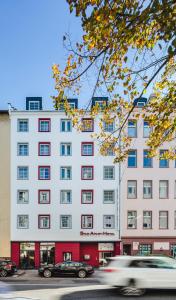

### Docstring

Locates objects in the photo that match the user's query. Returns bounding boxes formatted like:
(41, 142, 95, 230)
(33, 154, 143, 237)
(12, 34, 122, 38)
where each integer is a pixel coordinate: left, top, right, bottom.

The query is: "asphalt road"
(60, 288, 176, 300)
(2, 274, 176, 300)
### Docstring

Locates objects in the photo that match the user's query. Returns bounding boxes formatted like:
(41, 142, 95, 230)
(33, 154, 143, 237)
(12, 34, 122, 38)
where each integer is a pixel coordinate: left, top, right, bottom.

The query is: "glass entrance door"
(20, 243, 35, 269)
(99, 252, 113, 266)
(40, 243, 55, 265)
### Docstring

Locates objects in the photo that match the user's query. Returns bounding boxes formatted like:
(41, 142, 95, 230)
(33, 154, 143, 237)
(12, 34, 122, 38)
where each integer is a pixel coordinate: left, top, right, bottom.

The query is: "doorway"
(99, 252, 113, 266)
(123, 244, 132, 255)
(20, 243, 35, 269)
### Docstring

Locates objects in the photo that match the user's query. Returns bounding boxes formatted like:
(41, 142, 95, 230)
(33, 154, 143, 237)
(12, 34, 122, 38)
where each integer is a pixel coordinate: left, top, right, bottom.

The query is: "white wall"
(10, 111, 120, 242)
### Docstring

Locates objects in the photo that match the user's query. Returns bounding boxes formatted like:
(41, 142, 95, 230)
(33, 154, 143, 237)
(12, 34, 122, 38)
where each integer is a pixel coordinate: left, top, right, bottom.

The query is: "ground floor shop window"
(20, 243, 35, 269)
(170, 245, 176, 258)
(40, 243, 55, 265)
(139, 244, 152, 255)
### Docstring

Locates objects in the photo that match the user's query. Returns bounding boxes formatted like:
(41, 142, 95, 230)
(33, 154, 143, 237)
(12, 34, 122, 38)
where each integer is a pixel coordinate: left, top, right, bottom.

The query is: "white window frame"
(103, 190, 115, 204)
(103, 166, 115, 180)
(17, 119, 28, 132)
(39, 191, 50, 204)
(159, 180, 169, 199)
(60, 119, 72, 132)
(81, 190, 93, 204)
(17, 190, 29, 204)
(127, 211, 137, 229)
(60, 167, 72, 180)
(143, 180, 152, 199)
(60, 190, 72, 204)
(127, 180, 137, 199)
(60, 215, 72, 229)
(29, 101, 40, 110)
(159, 211, 168, 229)
(143, 211, 152, 229)
(103, 215, 115, 229)
(103, 121, 114, 132)
(17, 215, 29, 229)
(60, 143, 72, 156)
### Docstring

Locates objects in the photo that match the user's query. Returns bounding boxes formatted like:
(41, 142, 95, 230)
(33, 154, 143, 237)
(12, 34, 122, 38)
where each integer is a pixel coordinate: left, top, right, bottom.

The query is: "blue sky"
(0, 0, 83, 109)
(0, 0, 155, 110)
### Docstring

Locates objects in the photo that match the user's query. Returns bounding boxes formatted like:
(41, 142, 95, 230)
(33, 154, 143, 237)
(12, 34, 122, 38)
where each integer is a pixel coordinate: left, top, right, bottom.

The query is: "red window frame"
(38, 166, 51, 180)
(38, 118, 51, 132)
(38, 214, 50, 229)
(81, 142, 94, 156)
(38, 142, 51, 156)
(81, 118, 94, 132)
(38, 190, 51, 204)
(81, 190, 94, 204)
(81, 166, 94, 180)
(81, 215, 93, 229)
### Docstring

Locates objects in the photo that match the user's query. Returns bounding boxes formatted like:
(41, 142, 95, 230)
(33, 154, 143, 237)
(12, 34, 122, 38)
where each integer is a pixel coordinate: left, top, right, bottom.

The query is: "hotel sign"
(80, 231, 115, 236)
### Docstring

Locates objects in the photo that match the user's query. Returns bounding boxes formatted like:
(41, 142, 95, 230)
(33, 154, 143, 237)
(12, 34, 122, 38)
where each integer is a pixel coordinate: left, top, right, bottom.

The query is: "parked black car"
(38, 261, 94, 278)
(0, 260, 17, 277)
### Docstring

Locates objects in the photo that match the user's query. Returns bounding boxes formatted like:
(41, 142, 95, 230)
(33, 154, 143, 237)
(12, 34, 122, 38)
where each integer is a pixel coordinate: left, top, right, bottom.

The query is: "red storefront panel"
(35, 242, 40, 268)
(114, 242, 121, 255)
(80, 243, 98, 267)
(55, 242, 80, 263)
(11, 242, 20, 267)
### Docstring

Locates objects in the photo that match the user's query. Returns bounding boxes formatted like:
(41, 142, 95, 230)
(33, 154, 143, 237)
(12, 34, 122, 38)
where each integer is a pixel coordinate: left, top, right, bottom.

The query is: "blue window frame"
(159, 150, 169, 168)
(128, 150, 137, 167)
(143, 150, 153, 168)
(17, 167, 29, 180)
(18, 143, 29, 156)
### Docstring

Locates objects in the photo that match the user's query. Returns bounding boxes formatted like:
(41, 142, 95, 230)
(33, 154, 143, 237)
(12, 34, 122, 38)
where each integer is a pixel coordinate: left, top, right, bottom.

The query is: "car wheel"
(0, 270, 8, 277)
(77, 269, 87, 278)
(43, 269, 52, 278)
(119, 279, 146, 297)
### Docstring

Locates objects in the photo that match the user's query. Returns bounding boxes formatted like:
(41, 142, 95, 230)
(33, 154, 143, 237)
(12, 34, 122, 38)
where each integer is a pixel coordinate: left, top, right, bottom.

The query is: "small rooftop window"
(26, 97, 42, 111)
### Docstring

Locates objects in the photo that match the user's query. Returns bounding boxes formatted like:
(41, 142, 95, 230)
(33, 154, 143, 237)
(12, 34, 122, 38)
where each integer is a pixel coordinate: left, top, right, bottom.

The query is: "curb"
(13, 270, 26, 277)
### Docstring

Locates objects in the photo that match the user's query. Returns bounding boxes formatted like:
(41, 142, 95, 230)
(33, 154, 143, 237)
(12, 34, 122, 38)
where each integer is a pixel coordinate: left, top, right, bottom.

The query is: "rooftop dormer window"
(26, 97, 42, 111)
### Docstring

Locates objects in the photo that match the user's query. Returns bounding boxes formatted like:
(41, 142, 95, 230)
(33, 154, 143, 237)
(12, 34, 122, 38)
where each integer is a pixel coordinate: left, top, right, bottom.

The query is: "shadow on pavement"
(59, 288, 176, 300)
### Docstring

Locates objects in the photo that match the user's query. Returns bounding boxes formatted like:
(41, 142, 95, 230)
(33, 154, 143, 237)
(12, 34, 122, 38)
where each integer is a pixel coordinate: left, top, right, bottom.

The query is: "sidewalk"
(3, 269, 100, 281)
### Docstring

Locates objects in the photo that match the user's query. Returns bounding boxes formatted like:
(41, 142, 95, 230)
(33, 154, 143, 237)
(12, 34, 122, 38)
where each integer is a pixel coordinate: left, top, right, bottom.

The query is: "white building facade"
(10, 97, 120, 268)
(121, 98, 176, 257)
